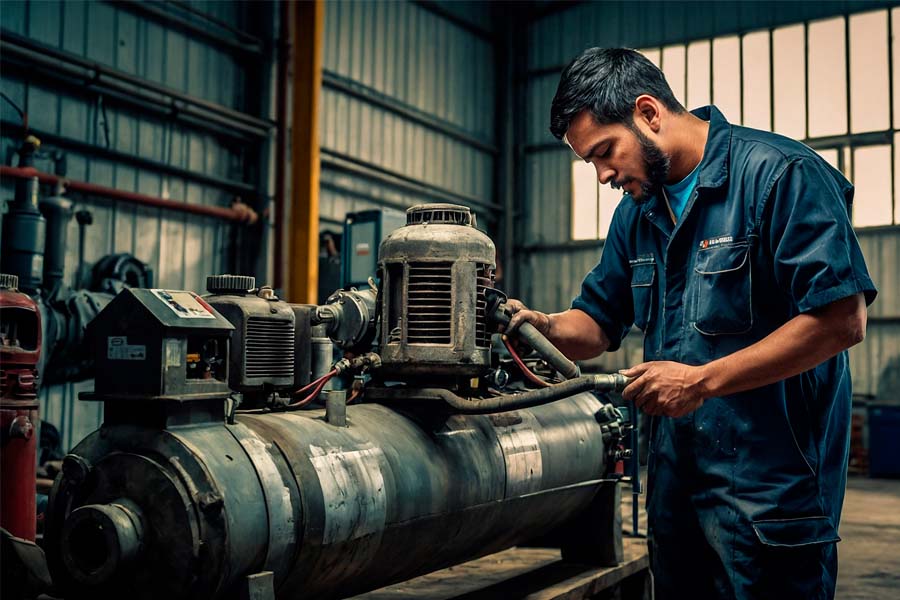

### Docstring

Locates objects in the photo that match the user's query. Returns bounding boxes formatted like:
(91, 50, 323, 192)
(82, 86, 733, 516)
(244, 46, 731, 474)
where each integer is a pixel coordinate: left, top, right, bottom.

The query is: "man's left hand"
(620, 361, 707, 417)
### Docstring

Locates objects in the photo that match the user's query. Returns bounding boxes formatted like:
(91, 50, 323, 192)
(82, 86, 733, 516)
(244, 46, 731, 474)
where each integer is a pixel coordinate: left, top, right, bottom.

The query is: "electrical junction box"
(82, 288, 234, 402)
(342, 208, 407, 289)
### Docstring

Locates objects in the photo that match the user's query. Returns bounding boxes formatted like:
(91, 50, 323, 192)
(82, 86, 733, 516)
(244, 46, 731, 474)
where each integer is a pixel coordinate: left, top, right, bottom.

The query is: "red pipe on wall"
(0, 166, 257, 224)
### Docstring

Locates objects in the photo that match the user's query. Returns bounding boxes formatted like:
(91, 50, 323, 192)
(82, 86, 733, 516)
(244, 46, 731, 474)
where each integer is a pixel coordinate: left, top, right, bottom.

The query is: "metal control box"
(83, 288, 233, 401)
(341, 208, 407, 289)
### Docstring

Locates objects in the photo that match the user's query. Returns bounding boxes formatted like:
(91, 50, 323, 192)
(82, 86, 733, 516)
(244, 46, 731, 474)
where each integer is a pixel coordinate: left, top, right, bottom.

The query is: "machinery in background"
(45, 203, 632, 600)
(0, 273, 42, 541)
(341, 207, 406, 290)
(1, 136, 153, 385)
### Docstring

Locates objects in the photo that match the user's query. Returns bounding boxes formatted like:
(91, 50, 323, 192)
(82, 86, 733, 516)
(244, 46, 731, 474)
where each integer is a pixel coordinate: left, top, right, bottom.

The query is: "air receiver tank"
(378, 204, 495, 378)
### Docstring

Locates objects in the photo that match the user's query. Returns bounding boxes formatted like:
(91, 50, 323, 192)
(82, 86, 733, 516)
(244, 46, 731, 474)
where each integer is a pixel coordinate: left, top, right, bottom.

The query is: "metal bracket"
(242, 571, 275, 600)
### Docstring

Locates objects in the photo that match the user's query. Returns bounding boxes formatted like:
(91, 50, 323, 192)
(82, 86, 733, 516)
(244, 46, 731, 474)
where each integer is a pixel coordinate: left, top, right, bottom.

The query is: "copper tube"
(0, 166, 256, 224)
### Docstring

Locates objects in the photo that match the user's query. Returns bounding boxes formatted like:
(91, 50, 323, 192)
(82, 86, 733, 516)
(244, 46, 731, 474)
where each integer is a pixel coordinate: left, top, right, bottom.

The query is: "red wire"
(347, 388, 362, 404)
(291, 369, 337, 398)
(287, 370, 337, 408)
(502, 335, 552, 388)
(287, 376, 333, 410)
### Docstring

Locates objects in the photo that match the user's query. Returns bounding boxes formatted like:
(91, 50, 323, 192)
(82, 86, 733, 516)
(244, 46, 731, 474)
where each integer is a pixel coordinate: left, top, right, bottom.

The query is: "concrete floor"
(836, 475, 900, 599)
(621, 472, 900, 598)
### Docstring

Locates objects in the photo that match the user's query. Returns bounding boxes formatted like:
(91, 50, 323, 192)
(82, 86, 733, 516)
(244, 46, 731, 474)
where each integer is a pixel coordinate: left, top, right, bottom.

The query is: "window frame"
(571, 8, 900, 240)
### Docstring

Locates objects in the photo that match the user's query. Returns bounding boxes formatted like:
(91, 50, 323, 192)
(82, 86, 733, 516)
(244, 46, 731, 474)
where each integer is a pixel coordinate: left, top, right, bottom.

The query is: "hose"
(368, 374, 631, 414)
(502, 335, 551, 388)
(485, 290, 580, 380)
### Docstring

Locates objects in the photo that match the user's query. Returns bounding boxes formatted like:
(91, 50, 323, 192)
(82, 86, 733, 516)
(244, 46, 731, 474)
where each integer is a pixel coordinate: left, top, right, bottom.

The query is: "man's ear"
(634, 95, 662, 133)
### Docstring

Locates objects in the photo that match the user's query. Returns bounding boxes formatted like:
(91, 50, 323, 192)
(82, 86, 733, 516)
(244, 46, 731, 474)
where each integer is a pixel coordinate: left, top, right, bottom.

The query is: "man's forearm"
(697, 293, 867, 398)
(546, 309, 611, 360)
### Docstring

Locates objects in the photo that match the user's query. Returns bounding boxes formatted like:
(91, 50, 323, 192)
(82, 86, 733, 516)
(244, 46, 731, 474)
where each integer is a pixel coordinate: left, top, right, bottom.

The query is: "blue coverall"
(572, 106, 877, 599)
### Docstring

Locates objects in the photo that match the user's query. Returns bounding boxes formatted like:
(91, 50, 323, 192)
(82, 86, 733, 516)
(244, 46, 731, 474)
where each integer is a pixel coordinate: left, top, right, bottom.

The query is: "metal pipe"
(0, 29, 273, 136)
(107, 0, 263, 56)
(0, 166, 255, 224)
(371, 374, 630, 414)
(168, 0, 263, 45)
(0, 43, 265, 142)
(322, 71, 498, 155)
(1, 122, 259, 198)
(320, 148, 501, 212)
(411, 0, 494, 42)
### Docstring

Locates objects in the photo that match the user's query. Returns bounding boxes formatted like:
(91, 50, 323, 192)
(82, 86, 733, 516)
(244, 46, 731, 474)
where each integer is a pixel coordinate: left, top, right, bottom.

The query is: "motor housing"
(377, 204, 495, 379)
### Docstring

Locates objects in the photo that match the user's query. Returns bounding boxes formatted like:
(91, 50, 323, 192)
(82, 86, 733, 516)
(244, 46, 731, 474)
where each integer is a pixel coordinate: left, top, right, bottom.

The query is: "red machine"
(0, 273, 42, 541)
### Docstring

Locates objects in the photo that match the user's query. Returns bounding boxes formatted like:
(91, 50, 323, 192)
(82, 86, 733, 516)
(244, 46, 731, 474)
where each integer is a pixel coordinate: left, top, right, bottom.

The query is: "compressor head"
(377, 204, 495, 379)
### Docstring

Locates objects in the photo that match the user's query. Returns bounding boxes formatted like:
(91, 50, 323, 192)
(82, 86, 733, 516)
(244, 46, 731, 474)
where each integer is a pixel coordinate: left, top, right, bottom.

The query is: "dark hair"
(549, 48, 685, 140)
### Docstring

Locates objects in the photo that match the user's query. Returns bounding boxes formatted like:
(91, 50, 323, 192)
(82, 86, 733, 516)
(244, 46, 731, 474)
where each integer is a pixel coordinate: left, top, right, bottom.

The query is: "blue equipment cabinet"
(341, 208, 407, 289)
(868, 403, 900, 477)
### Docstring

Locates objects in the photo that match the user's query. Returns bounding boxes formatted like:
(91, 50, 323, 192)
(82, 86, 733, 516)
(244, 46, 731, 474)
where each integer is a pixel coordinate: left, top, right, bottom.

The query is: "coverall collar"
(689, 105, 732, 191)
(639, 105, 732, 234)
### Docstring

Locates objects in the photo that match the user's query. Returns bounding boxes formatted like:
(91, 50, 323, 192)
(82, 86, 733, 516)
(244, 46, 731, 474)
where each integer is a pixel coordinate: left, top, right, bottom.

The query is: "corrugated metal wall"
(1, 0, 274, 449)
(318, 1, 498, 232)
(520, 0, 900, 397)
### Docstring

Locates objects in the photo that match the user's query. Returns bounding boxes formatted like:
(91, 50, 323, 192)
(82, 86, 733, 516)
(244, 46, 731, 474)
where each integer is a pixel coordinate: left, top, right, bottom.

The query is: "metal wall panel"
(318, 0, 497, 232)
(520, 1, 900, 396)
(852, 229, 900, 397)
(1, 0, 267, 450)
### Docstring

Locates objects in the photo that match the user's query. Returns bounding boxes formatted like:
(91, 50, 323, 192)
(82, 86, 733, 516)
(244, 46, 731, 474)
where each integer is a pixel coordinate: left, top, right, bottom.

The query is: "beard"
(613, 124, 670, 203)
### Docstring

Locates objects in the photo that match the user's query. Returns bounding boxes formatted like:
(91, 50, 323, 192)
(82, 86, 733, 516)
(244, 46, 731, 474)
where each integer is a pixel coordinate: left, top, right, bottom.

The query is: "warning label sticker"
(107, 336, 147, 361)
(151, 289, 215, 319)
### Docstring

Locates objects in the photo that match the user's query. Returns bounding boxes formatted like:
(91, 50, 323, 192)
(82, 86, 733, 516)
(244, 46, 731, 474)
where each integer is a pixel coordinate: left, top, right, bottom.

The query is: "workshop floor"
(837, 475, 900, 599)
(622, 472, 900, 598)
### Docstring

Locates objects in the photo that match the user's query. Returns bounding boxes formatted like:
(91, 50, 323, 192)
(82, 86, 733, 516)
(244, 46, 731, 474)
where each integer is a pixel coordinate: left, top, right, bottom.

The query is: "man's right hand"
(504, 299, 552, 337)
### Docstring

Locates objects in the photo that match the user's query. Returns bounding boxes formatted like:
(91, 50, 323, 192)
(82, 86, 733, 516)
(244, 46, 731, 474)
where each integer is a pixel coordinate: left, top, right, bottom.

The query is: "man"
(506, 48, 876, 599)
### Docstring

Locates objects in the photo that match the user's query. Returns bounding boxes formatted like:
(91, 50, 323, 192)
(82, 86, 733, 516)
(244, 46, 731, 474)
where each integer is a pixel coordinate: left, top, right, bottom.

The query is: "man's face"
(564, 109, 670, 202)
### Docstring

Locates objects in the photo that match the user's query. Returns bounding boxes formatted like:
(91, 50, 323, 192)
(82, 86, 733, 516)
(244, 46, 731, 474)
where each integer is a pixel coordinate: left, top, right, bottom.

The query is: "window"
(712, 36, 741, 124)
(808, 17, 848, 138)
(571, 161, 600, 240)
(571, 160, 619, 241)
(742, 31, 771, 131)
(850, 11, 889, 133)
(575, 10, 899, 239)
(661, 46, 687, 106)
(687, 41, 711, 109)
(773, 25, 806, 139)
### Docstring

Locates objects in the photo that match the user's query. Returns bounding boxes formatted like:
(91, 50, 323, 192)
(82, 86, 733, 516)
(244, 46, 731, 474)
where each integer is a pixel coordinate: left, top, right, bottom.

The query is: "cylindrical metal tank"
(1, 176, 46, 294)
(0, 273, 43, 541)
(46, 393, 616, 599)
(39, 186, 73, 299)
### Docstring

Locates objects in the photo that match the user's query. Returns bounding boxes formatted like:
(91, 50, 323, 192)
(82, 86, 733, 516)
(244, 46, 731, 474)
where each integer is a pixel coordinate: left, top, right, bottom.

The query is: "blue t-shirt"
(663, 160, 701, 221)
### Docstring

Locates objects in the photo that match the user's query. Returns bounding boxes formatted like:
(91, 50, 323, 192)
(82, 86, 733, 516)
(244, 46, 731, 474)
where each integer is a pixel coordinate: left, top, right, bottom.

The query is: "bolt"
(8, 415, 34, 440)
(199, 491, 224, 515)
(62, 454, 92, 486)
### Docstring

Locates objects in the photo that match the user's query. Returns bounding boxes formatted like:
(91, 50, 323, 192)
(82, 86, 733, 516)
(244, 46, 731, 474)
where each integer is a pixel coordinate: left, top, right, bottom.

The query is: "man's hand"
(621, 361, 707, 417)
(503, 299, 552, 336)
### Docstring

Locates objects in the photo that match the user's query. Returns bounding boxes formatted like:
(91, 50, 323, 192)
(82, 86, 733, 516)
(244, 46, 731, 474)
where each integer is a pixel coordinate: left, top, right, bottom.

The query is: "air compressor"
(45, 203, 630, 599)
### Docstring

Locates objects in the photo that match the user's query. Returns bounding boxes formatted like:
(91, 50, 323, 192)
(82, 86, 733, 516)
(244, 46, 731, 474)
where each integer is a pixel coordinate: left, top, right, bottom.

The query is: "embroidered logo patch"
(699, 235, 733, 249)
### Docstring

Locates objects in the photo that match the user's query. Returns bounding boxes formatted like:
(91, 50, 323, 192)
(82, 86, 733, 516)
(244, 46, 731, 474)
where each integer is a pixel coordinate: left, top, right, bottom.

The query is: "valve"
(315, 285, 378, 350)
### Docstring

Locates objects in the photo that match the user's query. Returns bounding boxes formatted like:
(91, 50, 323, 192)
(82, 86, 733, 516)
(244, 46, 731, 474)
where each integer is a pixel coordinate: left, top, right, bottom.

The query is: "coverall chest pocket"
(692, 241, 752, 335)
(629, 256, 655, 331)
